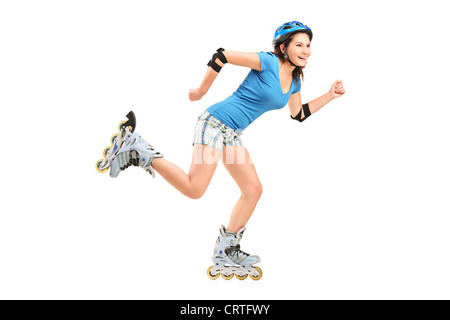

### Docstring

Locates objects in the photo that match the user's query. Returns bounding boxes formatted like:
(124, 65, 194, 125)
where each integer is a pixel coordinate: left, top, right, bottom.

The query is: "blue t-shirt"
(206, 51, 301, 131)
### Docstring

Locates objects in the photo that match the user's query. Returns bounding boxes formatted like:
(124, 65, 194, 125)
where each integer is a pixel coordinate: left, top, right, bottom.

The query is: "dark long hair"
(272, 29, 313, 82)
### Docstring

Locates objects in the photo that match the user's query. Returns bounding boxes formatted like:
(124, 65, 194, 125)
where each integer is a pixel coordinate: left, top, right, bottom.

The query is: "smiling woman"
(272, 21, 313, 80)
(96, 20, 345, 282)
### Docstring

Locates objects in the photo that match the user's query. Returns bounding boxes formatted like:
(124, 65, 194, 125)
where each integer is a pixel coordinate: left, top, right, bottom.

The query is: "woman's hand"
(189, 88, 206, 101)
(329, 80, 346, 99)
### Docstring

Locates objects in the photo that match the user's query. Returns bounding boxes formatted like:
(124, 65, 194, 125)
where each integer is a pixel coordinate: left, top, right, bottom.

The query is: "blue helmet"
(274, 21, 312, 41)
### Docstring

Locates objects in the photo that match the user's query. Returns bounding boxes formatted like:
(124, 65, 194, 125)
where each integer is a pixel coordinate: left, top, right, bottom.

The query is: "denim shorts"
(193, 111, 243, 151)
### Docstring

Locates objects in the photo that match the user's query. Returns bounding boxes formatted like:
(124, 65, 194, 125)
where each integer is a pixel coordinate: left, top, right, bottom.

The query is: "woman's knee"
(183, 184, 208, 200)
(242, 183, 263, 202)
(185, 190, 205, 200)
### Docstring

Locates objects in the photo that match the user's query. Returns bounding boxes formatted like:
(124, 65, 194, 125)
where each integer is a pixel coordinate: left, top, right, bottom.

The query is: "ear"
(280, 43, 285, 54)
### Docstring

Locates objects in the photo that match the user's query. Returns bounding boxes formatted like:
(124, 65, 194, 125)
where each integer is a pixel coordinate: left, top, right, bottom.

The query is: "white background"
(1, 0, 449, 299)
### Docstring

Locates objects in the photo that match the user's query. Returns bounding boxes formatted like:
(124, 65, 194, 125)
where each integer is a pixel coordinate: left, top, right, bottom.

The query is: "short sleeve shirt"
(207, 51, 301, 131)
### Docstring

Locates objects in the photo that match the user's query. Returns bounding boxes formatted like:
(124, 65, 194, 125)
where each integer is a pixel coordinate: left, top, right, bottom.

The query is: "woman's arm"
(189, 51, 261, 101)
(222, 51, 261, 71)
(288, 90, 303, 118)
(288, 80, 346, 121)
(189, 67, 220, 101)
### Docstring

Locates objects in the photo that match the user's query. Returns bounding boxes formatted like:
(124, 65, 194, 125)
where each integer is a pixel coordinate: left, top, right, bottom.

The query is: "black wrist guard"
(291, 103, 311, 122)
(207, 48, 228, 73)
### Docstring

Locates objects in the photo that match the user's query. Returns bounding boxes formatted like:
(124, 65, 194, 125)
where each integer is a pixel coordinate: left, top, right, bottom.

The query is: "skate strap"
(225, 245, 249, 258)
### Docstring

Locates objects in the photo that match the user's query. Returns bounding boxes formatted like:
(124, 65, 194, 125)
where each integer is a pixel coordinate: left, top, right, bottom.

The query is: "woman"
(102, 21, 346, 280)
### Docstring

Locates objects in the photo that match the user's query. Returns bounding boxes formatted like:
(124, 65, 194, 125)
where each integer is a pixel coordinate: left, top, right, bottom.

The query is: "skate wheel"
(221, 273, 234, 280)
(96, 159, 108, 173)
(249, 267, 263, 280)
(110, 133, 119, 145)
(103, 146, 111, 158)
(118, 120, 132, 132)
(235, 274, 248, 280)
(207, 266, 220, 280)
(118, 120, 126, 131)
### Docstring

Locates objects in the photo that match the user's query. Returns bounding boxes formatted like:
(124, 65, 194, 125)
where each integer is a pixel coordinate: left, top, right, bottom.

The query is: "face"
(282, 33, 311, 67)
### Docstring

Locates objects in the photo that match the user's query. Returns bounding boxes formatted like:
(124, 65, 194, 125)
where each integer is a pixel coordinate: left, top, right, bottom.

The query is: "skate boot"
(207, 225, 262, 280)
(109, 131, 163, 178)
(96, 110, 163, 178)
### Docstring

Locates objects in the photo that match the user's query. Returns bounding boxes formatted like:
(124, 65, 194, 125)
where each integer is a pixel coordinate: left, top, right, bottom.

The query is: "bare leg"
(152, 144, 221, 199)
(222, 146, 263, 233)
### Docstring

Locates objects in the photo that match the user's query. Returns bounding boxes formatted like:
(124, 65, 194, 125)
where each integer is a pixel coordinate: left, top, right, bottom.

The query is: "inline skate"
(95, 111, 163, 178)
(207, 225, 262, 280)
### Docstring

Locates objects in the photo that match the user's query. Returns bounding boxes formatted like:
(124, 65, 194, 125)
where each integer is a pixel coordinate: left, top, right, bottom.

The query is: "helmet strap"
(282, 42, 300, 68)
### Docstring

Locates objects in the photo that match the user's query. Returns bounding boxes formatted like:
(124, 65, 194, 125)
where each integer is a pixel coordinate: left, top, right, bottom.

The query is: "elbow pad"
(207, 48, 228, 73)
(291, 103, 311, 122)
